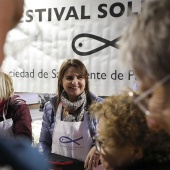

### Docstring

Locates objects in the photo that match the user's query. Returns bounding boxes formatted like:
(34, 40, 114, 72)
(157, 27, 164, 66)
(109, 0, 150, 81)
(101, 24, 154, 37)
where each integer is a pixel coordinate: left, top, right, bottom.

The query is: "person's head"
(119, 0, 170, 133)
(57, 59, 89, 104)
(0, 72, 14, 101)
(0, 0, 24, 66)
(90, 92, 148, 170)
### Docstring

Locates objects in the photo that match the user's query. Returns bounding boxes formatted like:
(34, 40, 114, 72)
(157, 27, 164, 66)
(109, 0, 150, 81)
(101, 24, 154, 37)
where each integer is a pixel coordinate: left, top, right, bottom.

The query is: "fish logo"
(59, 136, 83, 145)
(72, 33, 121, 56)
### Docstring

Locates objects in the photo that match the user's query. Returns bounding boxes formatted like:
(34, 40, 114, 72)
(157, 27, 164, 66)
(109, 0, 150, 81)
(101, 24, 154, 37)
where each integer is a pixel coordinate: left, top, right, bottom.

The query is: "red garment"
(2, 95, 32, 142)
(0, 100, 5, 115)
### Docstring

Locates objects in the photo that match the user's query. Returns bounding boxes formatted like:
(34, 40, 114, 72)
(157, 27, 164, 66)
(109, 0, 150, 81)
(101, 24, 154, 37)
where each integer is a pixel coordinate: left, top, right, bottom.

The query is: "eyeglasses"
(129, 74, 170, 116)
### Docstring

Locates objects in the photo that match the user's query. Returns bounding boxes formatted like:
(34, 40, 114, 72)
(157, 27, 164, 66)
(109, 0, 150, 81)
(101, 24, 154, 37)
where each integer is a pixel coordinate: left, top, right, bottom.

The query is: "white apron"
(52, 103, 93, 162)
(0, 110, 13, 136)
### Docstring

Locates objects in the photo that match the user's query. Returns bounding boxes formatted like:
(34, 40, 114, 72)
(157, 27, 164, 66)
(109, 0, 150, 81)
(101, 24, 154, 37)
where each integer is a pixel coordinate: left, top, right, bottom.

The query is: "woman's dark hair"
(56, 59, 91, 110)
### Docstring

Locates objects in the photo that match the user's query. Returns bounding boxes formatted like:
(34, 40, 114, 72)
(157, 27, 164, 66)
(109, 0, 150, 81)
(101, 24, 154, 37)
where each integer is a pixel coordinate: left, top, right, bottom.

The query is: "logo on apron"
(59, 136, 83, 145)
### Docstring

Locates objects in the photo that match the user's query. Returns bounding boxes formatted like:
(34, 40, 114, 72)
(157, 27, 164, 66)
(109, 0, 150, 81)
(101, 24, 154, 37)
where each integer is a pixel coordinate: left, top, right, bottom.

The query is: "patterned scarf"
(61, 90, 86, 122)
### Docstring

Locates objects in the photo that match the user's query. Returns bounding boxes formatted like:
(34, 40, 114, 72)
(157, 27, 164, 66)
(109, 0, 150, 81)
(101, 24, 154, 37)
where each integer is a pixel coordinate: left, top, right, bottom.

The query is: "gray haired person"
(119, 0, 170, 134)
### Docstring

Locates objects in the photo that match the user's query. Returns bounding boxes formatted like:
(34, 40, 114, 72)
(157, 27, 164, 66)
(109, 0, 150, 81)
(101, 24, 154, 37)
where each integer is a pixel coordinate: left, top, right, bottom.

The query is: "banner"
(2, 0, 142, 96)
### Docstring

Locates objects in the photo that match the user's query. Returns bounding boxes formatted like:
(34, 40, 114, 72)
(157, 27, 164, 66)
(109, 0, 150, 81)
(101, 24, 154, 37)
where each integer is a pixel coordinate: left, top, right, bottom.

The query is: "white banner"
(2, 0, 142, 96)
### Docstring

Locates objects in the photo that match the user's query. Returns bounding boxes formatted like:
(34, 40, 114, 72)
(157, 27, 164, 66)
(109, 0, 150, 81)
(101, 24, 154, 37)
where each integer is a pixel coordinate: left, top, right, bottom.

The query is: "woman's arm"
(12, 103, 32, 142)
(38, 102, 53, 156)
(84, 109, 100, 169)
(84, 93, 103, 169)
(84, 146, 100, 170)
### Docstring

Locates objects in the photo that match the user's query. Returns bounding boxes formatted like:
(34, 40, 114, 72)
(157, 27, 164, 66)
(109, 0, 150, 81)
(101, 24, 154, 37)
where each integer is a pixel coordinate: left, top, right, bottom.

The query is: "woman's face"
(100, 145, 135, 170)
(97, 118, 136, 170)
(137, 75, 170, 134)
(62, 66, 86, 102)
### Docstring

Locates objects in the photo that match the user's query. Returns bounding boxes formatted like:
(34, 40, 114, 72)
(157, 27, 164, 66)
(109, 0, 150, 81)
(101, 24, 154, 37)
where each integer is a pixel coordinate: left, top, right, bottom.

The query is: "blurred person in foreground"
(119, 0, 170, 134)
(90, 92, 170, 170)
(0, 71, 32, 142)
(0, 0, 24, 67)
(0, 0, 49, 169)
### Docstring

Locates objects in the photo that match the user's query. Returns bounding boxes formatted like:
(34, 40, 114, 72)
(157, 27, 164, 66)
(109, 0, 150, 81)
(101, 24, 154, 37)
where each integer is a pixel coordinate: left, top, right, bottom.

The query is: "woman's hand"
(84, 146, 100, 170)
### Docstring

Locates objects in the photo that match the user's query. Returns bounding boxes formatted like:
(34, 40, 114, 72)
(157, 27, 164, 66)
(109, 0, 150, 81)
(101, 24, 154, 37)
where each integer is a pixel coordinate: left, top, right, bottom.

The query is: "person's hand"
(84, 146, 100, 170)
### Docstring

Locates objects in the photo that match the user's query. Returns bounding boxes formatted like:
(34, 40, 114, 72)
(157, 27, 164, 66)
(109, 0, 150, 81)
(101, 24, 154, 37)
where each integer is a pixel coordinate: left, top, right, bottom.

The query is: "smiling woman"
(38, 58, 103, 170)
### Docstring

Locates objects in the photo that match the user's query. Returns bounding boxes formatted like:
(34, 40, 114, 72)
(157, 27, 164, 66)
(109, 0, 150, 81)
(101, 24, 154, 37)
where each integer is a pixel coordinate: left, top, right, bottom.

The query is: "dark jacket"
(126, 159, 170, 170)
(0, 95, 32, 141)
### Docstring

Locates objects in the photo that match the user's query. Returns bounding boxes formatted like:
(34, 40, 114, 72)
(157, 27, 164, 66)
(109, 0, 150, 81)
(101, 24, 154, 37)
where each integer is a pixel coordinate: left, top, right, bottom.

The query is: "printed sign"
(2, 0, 142, 96)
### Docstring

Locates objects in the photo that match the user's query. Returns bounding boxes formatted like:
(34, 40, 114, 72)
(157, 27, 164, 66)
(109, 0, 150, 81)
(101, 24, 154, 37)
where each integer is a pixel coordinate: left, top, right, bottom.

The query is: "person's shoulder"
(45, 95, 57, 105)
(7, 95, 28, 112)
(44, 95, 57, 110)
(89, 92, 104, 103)
(9, 95, 26, 105)
(133, 81, 139, 91)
